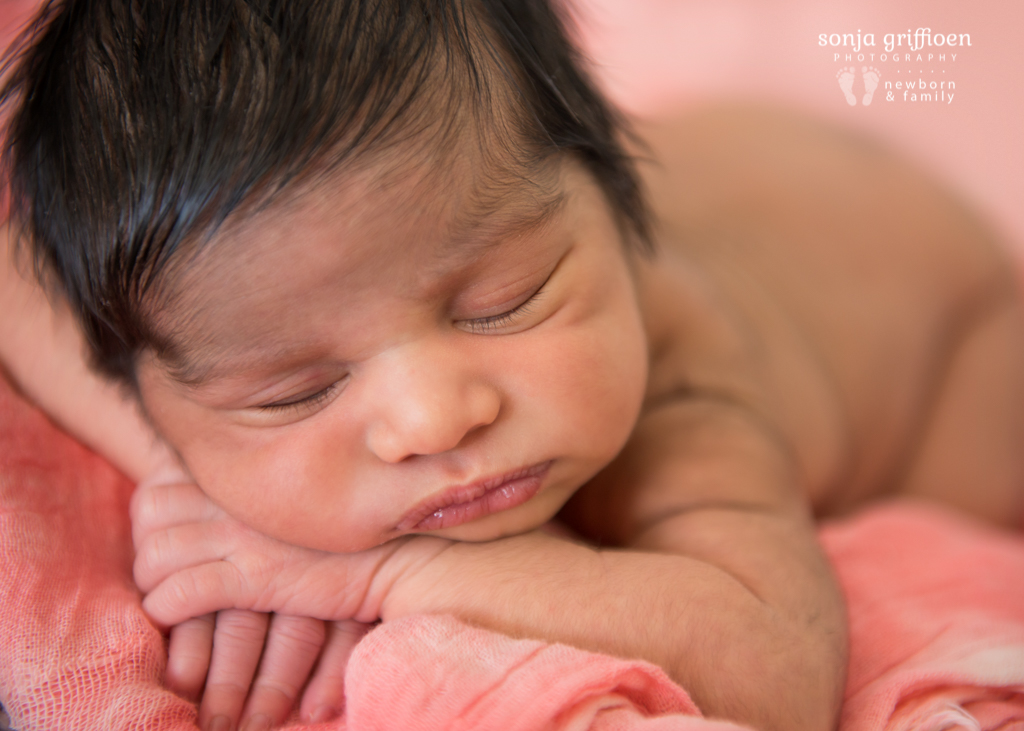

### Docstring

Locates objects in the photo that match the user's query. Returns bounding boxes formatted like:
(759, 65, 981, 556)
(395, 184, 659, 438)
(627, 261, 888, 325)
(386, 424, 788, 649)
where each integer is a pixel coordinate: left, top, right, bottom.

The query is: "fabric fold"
(333, 614, 751, 731)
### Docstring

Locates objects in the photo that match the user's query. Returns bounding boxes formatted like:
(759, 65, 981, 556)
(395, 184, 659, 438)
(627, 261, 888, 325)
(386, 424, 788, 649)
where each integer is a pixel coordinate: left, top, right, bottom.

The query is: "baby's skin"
(3, 105, 1024, 731)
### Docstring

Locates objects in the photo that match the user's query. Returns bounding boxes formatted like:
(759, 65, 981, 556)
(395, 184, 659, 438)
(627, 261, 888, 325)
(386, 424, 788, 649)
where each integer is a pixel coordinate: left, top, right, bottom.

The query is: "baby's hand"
(131, 481, 449, 623)
(130, 480, 449, 730)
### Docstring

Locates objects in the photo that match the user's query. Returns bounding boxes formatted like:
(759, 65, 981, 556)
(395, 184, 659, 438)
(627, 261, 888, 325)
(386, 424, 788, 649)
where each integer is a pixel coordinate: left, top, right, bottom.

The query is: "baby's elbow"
(754, 605, 848, 731)
(695, 598, 848, 731)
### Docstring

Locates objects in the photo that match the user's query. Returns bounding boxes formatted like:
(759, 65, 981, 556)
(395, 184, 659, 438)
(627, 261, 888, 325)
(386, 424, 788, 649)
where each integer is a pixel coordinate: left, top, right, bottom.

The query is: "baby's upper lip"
(396, 461, 552, 531)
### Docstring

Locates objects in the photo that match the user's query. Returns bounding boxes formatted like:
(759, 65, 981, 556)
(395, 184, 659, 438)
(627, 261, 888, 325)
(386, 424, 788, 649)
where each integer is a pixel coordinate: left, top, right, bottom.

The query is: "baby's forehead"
(198, 140, 571, 272)
(355, 135, 570, 234)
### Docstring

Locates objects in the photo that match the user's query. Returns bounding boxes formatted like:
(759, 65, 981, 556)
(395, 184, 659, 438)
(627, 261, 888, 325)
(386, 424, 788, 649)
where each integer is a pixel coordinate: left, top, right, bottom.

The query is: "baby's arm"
(138, 395, 846, 731)
(390, 396, 847, 731)
(0, 225, 168, 482)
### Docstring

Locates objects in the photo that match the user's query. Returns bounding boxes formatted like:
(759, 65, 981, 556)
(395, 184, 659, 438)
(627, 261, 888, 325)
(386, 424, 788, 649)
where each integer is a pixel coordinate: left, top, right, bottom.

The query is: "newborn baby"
(1, 2, 1022, 731)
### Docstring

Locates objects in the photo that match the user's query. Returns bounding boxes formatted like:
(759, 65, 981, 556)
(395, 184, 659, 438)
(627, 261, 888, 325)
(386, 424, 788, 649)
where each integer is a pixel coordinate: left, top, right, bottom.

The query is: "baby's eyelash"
(258, 382, 339, 412)
(466, 289, 544, 333)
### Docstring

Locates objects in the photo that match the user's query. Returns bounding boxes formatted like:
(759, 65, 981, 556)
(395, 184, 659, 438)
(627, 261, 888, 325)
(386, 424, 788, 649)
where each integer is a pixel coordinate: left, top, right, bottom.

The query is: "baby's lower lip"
(402, 462, 552, 532)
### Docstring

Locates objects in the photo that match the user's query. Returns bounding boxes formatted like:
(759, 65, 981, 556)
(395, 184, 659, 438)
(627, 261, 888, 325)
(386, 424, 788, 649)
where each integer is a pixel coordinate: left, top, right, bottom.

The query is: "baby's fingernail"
(206, 716, 232, 731)
(240, 714, 272, 731)
(309, 705, 339, 723)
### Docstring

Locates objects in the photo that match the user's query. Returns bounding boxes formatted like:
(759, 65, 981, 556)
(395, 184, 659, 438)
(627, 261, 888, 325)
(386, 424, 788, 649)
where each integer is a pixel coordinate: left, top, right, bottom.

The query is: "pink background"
(574, 0, 1024, 251)
(3, 0, 1022, 248)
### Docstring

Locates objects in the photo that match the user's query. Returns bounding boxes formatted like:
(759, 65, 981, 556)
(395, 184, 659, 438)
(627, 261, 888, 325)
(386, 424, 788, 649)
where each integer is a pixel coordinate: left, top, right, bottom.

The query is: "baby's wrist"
(368, 535, 457, 621)
(377, 531, 592, 622)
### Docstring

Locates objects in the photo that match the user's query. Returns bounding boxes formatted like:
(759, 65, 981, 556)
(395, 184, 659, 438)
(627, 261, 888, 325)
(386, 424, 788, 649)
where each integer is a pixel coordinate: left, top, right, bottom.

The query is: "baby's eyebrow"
(156, 343, 280, 389)
(151, 294, 338, 387)
(442, 187, 568, 258)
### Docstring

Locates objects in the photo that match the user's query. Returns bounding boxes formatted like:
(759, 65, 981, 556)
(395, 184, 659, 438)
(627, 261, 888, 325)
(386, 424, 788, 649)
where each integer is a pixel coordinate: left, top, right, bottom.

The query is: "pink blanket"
(2, 371, 1024, 730)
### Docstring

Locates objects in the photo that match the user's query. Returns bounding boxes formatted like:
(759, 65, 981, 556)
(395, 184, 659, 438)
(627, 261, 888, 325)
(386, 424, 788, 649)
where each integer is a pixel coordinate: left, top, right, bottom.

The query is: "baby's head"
(2, 0, 651, 550)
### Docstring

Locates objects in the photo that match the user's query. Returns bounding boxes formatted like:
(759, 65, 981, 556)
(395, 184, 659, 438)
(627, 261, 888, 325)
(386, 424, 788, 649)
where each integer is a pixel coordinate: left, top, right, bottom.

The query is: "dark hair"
(1, 0, 650, 384)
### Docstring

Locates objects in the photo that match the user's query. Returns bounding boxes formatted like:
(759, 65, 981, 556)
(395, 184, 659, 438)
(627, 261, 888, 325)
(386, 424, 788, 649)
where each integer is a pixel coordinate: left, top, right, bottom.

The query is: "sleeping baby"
(1, 2, 1023, 731)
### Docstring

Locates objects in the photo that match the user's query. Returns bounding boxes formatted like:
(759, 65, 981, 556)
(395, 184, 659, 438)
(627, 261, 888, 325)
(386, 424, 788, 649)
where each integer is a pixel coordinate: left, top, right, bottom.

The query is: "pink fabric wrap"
(2, 369, 1024, 731)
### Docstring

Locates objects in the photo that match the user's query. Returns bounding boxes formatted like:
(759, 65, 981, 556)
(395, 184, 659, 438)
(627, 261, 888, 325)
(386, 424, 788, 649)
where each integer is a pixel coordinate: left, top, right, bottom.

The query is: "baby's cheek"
(173, 425, 330, 547)
(552, 259, 648, 463)
(532, 325, 646, 467)
(227, 421, 400, 553)
(580, 312, 647, 444)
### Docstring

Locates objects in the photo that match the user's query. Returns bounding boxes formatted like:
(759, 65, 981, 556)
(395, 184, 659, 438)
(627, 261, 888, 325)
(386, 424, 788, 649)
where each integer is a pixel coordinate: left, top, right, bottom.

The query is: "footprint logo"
(862, 66, 880, 105)
(836, 67, 857, 106)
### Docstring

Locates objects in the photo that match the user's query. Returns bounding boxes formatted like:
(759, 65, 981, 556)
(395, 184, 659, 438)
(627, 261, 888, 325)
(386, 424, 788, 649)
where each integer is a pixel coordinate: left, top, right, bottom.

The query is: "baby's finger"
(166, 614, 216, 701)
(131, 481, 222, 548)
(134, 520, 241, 593)
(198, 609, 269, 731)
(299, 620, 374, 723)
(238, 615, 326, 731)
(142, 561, 252, 629)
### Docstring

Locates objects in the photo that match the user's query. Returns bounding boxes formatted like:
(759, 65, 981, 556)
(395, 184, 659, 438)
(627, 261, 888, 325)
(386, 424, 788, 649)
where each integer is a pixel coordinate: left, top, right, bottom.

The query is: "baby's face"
(136, 153, 648, 552)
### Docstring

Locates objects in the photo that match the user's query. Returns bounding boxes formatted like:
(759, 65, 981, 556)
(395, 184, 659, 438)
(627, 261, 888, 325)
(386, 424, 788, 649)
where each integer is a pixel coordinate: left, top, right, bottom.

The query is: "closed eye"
(462, 282, 547, 334)
(257, 380, 343, 413)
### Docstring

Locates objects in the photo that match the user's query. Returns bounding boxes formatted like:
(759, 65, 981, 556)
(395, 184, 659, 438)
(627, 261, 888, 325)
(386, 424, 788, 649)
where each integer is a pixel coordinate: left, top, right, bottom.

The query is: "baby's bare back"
(634, 104, 1024, 526)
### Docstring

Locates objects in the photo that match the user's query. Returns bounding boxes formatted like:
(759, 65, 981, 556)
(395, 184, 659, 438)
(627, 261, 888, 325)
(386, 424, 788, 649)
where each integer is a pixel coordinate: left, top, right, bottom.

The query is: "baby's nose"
(365, 342, 501, 463)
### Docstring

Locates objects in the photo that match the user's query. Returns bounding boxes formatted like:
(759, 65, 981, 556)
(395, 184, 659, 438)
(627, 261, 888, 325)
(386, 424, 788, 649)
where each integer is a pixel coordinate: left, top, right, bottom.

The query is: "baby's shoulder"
(634, 103, 1012, 303)
(630, 105, 1024, 512)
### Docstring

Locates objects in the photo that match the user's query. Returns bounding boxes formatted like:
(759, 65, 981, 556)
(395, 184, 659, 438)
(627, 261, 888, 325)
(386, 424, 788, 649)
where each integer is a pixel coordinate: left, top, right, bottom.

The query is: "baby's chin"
(436, 501, 577, 540)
